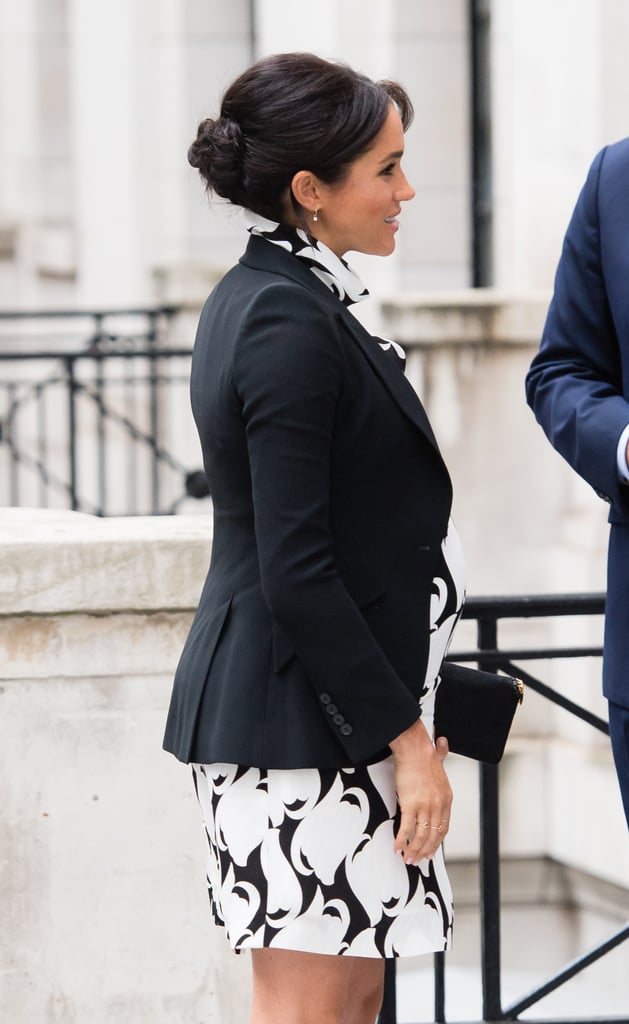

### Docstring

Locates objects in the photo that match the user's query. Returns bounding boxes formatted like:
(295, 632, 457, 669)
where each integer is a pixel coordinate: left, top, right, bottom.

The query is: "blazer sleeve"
(233, 281, 421, 764)
(525, 146, 629, 514)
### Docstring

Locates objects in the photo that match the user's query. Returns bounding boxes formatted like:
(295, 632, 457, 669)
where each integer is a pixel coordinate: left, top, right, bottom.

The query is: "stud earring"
(312, 208, 319, 223)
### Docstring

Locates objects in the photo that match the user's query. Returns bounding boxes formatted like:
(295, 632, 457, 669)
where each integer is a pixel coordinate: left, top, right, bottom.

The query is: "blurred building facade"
(2, 0, 629, 309)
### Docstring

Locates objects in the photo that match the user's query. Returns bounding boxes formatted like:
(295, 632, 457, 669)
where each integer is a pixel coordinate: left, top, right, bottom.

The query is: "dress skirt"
(192, 521, 466, 958)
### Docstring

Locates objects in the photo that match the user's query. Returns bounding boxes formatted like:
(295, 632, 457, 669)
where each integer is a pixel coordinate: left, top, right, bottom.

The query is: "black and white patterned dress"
(192, 220, 466, 958)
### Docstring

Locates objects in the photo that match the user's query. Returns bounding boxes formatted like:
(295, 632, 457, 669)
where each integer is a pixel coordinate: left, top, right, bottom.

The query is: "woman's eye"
(381, 163, 396, 177)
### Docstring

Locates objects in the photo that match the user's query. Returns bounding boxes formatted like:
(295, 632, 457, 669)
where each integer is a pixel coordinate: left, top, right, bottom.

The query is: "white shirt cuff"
(616, 423, 629, 482)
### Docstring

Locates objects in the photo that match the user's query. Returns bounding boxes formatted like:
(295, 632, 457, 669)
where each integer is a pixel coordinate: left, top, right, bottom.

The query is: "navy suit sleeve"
(526, 146, 629, 514)
(233, 283, 421, 764)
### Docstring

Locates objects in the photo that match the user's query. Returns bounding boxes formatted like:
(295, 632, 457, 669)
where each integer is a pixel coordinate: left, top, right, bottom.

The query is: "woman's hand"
(389, 721, 452, 864)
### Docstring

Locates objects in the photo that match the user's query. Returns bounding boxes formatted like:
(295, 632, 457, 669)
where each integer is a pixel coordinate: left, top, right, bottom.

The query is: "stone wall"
(0, 509, 249, 1024)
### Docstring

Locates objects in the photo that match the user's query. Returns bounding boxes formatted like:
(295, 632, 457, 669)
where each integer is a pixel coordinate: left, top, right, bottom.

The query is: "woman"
(164, 52, 465, 1024)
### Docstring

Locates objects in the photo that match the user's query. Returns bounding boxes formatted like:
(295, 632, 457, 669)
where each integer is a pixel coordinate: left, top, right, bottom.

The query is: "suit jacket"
(526, 137, 629, 711)
(163, 235, 453, 768)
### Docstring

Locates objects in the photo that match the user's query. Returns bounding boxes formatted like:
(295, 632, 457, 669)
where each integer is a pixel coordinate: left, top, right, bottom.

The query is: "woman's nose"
(398, 174, 415, 202)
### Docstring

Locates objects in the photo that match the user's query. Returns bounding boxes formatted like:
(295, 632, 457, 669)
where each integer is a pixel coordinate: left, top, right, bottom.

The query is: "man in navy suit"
(526, 138, 629, 829)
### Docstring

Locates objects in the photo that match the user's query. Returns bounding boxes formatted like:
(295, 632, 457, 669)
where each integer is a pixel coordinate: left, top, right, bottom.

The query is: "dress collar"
(246, 213, 369, 308)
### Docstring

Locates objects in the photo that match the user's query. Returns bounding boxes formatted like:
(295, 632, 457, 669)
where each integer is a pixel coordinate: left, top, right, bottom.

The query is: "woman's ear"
(291, 170, 322, 216)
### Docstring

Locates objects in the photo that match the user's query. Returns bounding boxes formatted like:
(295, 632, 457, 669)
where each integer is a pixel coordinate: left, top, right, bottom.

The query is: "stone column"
(0, 0, 40, 303)
(67, 0, 150, 305)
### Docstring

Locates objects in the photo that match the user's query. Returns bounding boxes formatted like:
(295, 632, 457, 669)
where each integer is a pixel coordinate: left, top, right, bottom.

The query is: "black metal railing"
(0, 307, 209, 515)
(379, 593, 629, 1024)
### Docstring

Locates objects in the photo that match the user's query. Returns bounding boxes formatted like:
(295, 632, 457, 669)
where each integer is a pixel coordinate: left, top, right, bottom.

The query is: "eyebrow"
(378, 150, 403, 164)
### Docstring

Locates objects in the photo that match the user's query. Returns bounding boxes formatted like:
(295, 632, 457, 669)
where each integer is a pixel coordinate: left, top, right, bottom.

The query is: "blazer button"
(326, 703, 338, 716)
(320, 692, 331, 705)
(333, 713, 344, 726)
(340, 724, 353, 736)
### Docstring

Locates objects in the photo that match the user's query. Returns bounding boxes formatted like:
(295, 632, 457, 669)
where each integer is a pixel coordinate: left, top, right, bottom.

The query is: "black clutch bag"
(434, 662, 524, 764)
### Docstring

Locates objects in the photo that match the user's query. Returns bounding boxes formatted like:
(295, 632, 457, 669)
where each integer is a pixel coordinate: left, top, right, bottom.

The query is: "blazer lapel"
(240, 235, 445, 456)
(335, 308, 443, 456)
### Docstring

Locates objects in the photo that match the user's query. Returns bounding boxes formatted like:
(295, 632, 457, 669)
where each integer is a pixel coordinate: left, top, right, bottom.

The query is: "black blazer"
(163, 235, 453, 769)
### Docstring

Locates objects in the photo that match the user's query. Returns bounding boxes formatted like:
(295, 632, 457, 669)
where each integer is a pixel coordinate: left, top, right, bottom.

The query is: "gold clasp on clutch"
(515, 679, 524, 704)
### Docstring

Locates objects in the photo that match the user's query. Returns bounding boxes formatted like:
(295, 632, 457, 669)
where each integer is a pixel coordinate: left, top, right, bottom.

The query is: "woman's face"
(310, 105, 415, 258)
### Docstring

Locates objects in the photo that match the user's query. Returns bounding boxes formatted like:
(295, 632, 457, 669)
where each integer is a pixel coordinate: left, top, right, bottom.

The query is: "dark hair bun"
(188, 53, 413, 222)
(187, 116, 245, 203)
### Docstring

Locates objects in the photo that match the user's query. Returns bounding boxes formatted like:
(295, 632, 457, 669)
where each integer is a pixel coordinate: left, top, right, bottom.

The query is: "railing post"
(478, 616, 503, 1022)
(66, 356, 79, 511)
(91, 314, 107, 517)
(6, 382, 19, 505)
(36, 382, 47, 507)
(435, 950, 446, 1022)
(379, 958, 397, 1024)
(147, 311, 160, 514)
(480, 761, 502, 1021)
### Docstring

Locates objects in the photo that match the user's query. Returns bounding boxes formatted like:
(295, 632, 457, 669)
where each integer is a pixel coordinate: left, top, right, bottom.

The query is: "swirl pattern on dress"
(193, 755, 452, 957)
(193, 520, 465, 958)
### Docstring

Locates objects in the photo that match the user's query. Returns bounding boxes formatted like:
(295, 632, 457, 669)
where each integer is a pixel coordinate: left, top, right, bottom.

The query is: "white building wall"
(0, 0, 71, 305)
(392, 0, 470, 291)
(492, 0, 629, 290)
